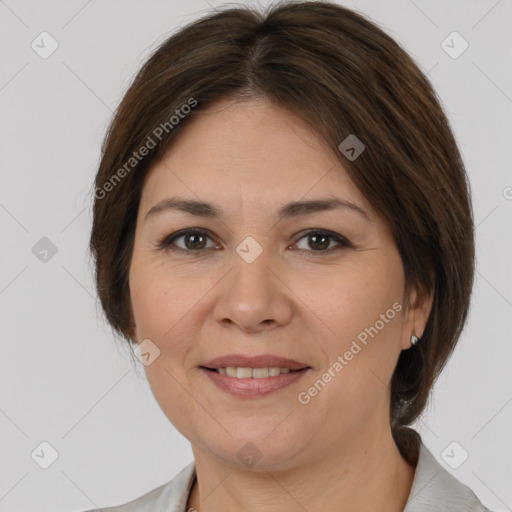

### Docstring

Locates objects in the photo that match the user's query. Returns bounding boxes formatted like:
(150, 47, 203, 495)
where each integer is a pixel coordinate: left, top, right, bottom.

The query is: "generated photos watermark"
(95, 97, 198, 199)
(297, 301, 403, 404)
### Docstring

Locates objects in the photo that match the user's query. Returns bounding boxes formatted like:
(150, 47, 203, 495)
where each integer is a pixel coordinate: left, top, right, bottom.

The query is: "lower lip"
(199, 367, 310, 397)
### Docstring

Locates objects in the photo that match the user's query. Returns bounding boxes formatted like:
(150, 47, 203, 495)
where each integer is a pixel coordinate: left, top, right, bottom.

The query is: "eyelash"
(156, 228, 352, 256)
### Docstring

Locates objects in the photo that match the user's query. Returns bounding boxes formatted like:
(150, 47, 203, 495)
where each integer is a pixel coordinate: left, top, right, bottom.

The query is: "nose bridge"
(228, 237, 276, 308)
(213, 235, 292, 332)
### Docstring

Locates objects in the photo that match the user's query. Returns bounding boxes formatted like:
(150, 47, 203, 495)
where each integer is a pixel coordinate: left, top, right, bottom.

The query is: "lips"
(201, 354, 310, 371)
(199, 354, 312, 397)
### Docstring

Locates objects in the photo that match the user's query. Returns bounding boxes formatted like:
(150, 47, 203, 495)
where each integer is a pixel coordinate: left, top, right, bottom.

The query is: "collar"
(403, 440, 491, 511)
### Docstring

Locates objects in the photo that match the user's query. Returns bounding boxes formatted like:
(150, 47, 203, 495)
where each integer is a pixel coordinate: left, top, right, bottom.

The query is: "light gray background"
(1, 0, 511, 510)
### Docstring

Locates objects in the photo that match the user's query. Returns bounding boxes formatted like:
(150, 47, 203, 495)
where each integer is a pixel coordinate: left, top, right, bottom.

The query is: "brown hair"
(89, 0, 474, 462)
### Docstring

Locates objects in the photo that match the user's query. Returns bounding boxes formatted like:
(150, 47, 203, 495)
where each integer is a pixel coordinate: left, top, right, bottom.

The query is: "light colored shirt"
(84, 438, 493, 511)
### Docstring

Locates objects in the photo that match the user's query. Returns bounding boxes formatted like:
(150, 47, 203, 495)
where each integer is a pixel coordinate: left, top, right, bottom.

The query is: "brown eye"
(157, 228, 351, 256)
(158, 229, 218, 253)
(181, 232, 208, 250)
(293, 229, 351, 253)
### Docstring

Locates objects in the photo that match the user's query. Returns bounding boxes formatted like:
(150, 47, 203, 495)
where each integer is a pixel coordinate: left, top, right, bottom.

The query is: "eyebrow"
(144, 197, 371, 223)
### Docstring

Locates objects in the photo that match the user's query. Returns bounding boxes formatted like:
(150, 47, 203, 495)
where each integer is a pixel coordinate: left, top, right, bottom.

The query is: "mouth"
(200, 354, 311, 372)
(198, 355, 312, 397)
(200, 366, 309, 378)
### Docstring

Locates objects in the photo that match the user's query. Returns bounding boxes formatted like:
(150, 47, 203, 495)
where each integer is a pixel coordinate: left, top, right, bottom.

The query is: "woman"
(87, 1, 493, 510)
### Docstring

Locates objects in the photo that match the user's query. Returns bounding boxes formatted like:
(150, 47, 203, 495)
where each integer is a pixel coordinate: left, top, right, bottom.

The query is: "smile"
(200, 366, 311, 397)
(205, 366, 302, 378)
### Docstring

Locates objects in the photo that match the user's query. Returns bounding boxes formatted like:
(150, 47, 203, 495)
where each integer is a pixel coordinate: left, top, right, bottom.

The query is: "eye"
(292, 229, 351, 253)
(156, 228, 351, 255)
(157, 228, 219, 254)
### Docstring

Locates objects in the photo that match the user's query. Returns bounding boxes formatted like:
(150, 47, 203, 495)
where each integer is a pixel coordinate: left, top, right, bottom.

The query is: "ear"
(400, 286, 434, 350)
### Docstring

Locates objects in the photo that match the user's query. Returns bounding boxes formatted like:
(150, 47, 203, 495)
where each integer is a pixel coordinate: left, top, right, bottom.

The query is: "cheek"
(130, 258, 198, 342)
(129, 266, 201, 435)
(130, 278, 169, 341)
(142, 360, 204, 445)
(305, 256, 404, 352)
(129, 261, 207, 391)
(300, 253, 405, 413)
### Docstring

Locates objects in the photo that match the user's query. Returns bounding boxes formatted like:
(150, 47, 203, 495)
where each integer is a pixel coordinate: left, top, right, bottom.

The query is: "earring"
(411, 330, 420, 346)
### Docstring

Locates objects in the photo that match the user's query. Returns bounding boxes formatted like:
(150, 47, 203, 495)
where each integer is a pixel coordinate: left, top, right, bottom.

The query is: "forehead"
(139, 98, 372, 217)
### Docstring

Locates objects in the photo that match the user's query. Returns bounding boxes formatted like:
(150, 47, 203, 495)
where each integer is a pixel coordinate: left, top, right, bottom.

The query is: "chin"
(196, 426, 313, 471)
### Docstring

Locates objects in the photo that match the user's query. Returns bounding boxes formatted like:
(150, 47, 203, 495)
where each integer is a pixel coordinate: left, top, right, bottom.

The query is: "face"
(128, 98, 425, 471)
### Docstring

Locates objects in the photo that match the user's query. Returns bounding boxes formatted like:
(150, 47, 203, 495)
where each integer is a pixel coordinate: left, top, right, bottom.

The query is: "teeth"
(237, 367, 252, 378)
(253, 367, 269, 378)
(268, 367, 281, 377)
(217, 367, 294, 378)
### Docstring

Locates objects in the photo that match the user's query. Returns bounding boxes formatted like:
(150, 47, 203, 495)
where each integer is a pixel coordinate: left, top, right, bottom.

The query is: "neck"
(187, 426, 416, 512)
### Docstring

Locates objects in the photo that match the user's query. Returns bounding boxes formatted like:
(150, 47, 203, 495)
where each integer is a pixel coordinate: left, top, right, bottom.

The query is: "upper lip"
(201, 354, 310, 370)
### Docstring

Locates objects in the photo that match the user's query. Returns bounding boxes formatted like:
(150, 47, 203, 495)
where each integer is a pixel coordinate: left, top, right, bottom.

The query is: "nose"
(213, 244, 293, 334)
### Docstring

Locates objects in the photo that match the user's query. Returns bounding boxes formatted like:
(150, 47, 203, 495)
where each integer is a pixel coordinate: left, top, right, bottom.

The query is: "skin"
(128, 98, 433, 512)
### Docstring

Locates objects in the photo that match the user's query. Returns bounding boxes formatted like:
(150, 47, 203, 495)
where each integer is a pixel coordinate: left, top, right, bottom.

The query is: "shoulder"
(404, 438, 494, 512)
(81, 461, 196, 512)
